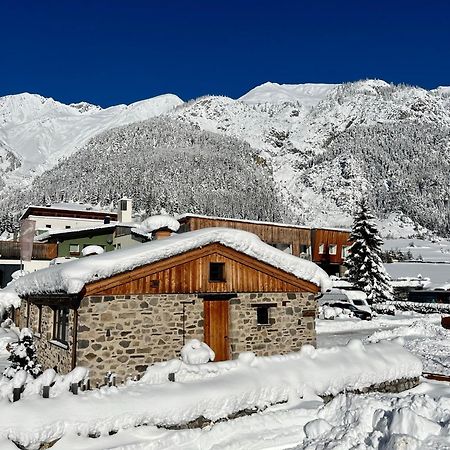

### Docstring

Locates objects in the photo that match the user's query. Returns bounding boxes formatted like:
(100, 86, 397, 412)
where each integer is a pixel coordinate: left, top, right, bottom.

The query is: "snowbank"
(81, 245, 104, 257)
(0, 341, 421, 449)
(11, 228, 332, 297)
(0, 284, 21, 317)
(139, 215, 180, 233)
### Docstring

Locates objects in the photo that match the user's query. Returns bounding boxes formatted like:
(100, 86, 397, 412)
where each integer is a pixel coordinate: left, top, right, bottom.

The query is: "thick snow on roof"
(140, 215, 180, 233)
(34, 223, 120, 241)
(13, 228, 331, 297)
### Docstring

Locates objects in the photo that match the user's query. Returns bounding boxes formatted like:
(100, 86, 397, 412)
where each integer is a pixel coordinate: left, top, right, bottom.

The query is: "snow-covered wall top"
(139, 215, 180, 233)
(12, 228, 331, 297)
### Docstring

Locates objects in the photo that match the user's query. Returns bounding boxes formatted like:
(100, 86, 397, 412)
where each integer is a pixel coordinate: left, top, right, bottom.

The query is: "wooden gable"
(85, 243, 319, 296)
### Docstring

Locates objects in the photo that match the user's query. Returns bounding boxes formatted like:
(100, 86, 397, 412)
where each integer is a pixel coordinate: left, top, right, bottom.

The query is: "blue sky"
(1, 0, 449, 106)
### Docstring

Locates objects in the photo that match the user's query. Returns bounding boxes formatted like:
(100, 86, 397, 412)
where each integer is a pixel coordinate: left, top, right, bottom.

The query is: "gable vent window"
(209, 262, 226, 282)
(256, 306, 270, 325)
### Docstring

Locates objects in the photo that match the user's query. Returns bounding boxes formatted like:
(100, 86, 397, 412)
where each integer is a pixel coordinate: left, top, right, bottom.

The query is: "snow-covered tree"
(346, 199, 393, 304)
(3, 328, 42, 379)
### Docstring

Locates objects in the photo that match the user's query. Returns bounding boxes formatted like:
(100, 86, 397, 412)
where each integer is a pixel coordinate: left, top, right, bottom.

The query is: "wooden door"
(203, 300, 229, 361)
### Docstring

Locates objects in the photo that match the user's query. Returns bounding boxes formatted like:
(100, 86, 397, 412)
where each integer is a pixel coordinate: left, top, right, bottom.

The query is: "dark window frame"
(209, 262, 226, 282)
(53, 307, 69, 345)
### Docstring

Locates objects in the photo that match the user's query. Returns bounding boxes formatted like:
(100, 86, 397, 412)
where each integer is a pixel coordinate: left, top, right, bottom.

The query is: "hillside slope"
(2, 118, 282, 224)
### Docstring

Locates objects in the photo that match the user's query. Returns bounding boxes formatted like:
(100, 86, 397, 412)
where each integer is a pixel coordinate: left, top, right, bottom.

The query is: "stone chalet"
(11, 227, 330, 384)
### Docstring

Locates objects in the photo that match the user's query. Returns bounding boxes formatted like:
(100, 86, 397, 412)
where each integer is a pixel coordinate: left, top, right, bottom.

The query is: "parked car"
(322, 301, 373, 321)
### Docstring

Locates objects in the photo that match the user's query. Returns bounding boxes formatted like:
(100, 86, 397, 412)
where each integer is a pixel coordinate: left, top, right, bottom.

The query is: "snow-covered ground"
(0, 314, 448, 449)
(318, 313, 449, 376)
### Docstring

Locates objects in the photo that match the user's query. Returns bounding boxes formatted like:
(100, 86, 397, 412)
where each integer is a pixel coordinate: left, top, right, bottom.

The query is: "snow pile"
(0, 284, 21, 317)
(0, 320, 19, 356)
(319, 305, 353, 320)
(10, 228, 331, 297)
(81, 245, 104, 257)
(180, 339, 215, 365)
(0, 341, 422, 448)
(301, 386, 450, 450)
(366, 319, 450, 375)
(139, 215, 180, 233)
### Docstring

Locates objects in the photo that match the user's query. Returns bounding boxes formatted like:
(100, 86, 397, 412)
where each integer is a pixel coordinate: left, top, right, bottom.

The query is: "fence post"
(42, 385, 50, 398)
(70, 382, 79, 395)
(12, 388, 21, 402)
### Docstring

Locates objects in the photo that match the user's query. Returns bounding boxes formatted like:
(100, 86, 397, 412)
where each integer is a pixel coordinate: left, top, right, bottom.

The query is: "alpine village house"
(8, 219, 331, 384)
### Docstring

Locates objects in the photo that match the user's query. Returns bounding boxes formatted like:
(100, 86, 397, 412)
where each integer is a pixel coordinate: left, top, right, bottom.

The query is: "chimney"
(152, 228, 172, 240)
(117, 198, 132, 223)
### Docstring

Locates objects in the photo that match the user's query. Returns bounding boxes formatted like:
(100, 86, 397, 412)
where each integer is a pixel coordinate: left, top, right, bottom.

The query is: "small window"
(120, 200, 128, 211)
(300, 244, 310, 254)
(65, 225, 71, 229)
(53, 307, 69, 344)
(342, 246, 350, 258)
(256, 306, 270, 325)
(318, 244, 325, 254)
(269, 243, 292, 254)
(209, 262, 226, 282)
(69, 244, 80, 255)
(46, 224, 52, 229)
(328, 244, 337, 255)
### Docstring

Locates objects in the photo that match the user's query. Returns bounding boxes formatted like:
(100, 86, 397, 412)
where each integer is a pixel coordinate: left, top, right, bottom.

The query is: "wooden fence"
(0, 241, 57, 260)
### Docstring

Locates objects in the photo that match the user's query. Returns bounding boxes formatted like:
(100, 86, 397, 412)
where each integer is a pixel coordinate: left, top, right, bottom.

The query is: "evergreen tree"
(346, 199, 393, 304)
(3, 328, 42, 379)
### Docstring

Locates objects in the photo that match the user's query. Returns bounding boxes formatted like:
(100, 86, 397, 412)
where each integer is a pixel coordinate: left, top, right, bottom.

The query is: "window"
(328, 244, 337, 255)
(120, 200, 128, 211)
(256, 306, 270, 325)
(65, 225, 71, 229)
(69, 244, 80, 255)
(53, 307, 69, 344)
(318, 244, 325, 254)
(342, 246, 350, 258)
(300, 244, 310, 254)
(209, 262, 226, 282)
(46, 224, 52, 229)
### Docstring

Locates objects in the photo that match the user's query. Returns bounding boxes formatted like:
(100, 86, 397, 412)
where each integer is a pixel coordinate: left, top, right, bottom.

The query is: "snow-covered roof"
(34, 224, 120, 241)
(177, 213, 311, 230)
(12, 228, 331, 298)
(390, 277, 431, 288)
(177, 213, 351, 233)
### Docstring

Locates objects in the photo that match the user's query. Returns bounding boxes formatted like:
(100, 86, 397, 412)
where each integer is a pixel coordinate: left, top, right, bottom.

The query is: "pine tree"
(346, 198, 393, 304)
(3, 328, 42, 379)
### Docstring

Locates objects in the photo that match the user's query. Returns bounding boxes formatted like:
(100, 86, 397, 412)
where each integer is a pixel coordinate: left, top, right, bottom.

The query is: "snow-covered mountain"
(0, 92, 183, 187)
(239, 82, 338, 107)
(2, 80, 450, 236)
(170, 80, 450, 231)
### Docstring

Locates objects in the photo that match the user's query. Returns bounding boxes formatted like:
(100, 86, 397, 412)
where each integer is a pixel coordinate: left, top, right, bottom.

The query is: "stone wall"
(228, 292, 316, 357)
(76, 294, 203, 384)
(76, 292, 317, 385)
(20, 300, 74, 375)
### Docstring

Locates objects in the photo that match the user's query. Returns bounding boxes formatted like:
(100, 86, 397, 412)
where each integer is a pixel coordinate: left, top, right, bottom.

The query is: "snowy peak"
(239, 82, 338, 107)
(0, 92, 184, 187)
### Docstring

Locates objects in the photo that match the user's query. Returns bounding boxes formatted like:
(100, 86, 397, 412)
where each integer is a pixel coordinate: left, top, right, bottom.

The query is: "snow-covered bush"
(3, 328, 42, 379)
(180, 339, 215, 365)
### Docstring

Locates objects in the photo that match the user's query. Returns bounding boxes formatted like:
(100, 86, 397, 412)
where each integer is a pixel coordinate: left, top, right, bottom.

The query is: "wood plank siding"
(311, 229, 351, 265)
(85, 243, 319, 296)
(179, 217, 311, 257)
(0, 241, 58, 260)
